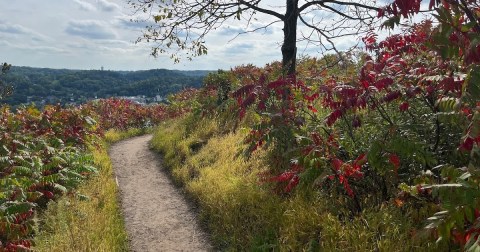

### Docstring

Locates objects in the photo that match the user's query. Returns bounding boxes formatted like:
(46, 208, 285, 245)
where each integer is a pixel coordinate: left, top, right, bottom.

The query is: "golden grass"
(151, 115, 440, 251)
(103, 127, 150, 143)
(33, 133, 135, 251)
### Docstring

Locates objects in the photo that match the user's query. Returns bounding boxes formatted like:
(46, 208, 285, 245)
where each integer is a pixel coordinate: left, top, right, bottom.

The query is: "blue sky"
(0, 1, 428, 71)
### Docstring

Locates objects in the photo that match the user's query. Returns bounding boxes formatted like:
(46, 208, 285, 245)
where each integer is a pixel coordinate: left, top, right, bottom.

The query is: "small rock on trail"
(110, 135, 212, 252)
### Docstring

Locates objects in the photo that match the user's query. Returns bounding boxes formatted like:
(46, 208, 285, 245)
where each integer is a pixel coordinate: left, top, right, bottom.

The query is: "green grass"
(151, 114, 441, 251)
(32, 129, 144, 251)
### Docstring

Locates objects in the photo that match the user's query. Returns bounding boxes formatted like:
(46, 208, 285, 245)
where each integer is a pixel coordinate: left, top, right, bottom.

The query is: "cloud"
(74, 0, 96, 11)
(217, 26, 245, 36)
(65, 20, 116, 39)
(114, 15, 151, 30)
(0, 22, 50, 42)
(0, 23, 30, 34)
(223, 42, 256, 56)
(0, 40, 68, 54)
(66, 38, 141, 53)
(97, 0, 120, 12)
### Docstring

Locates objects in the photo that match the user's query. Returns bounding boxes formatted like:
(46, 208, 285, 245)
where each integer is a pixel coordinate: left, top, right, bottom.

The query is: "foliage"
(0, 105, 99, 250)
(144, 1, 480, 248)
(373, 0, 480, 249)
(2, 66, 207, 106)
(0, 95, 190, 250)
(151, 115, 439, 250)
(203, 70, 234, 106)
(0, 62, 12, 100)
(34, 139, 128, 252)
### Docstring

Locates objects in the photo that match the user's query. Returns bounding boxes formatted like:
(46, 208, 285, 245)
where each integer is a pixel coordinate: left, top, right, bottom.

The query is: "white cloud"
(114, 15, 152, 31)
(0, 40, 68, 54)
(0, 23, 31, 34)
(65, 20, 117, 39)
(222, 42, 256, 56)
(0, 22, 50, 42)
(74, 0, 96, 11)
(97, 0, 120, 12)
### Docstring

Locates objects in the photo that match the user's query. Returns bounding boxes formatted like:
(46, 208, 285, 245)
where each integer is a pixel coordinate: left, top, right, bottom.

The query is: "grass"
(33, 128, 145, 251)
(103, 127, 151, 143)
(151, 114, 441, 251)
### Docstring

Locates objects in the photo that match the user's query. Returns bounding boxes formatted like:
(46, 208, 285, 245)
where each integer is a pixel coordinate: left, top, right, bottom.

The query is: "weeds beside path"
(110, 134, 212, 252)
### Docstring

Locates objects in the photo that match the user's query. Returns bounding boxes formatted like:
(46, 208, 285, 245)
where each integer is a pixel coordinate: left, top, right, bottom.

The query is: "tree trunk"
(282, 0, 298, 76)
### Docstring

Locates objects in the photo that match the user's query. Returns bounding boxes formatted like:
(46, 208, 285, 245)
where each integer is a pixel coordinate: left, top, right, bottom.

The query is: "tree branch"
(324, 0, 381, 11)
(299, 0, 380, 13)
(238, 0, 285, 20)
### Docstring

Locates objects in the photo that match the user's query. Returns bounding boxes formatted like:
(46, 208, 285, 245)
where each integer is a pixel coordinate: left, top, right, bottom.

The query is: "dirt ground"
(109, 135, 212, 252)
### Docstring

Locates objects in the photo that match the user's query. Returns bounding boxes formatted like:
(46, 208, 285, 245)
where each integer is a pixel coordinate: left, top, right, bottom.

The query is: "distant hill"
(1, 66, 213, 106)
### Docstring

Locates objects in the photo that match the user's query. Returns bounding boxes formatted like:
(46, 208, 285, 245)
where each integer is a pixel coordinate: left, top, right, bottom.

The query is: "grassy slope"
(151, 115, 440, 251)
(33, 129, 145, 251)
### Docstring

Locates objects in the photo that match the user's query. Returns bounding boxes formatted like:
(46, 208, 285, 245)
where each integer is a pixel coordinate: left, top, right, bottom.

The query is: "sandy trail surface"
(109, 135, 212, 252)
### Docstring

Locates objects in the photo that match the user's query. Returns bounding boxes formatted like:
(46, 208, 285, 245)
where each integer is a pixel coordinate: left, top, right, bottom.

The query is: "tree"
(129, 0, 381, 74)
(0, 62, 12, 100)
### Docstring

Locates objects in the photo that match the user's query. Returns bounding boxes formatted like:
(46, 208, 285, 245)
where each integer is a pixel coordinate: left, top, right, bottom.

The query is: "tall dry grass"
(150, 115, 441, 251)
(33, 129, 144, 251)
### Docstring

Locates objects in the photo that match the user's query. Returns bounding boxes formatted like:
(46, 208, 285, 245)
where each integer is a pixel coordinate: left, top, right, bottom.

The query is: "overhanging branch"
(238, 0, 285, 20)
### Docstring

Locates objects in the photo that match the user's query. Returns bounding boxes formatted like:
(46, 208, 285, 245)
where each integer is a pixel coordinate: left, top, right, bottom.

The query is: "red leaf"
(232, 84, 255, 98)
(267, 78, 287, 89)
(239, 109, 246, 119)
(271, 171, 295, 182)
(326, 109, 343, 126)
(460, 137, 474, 151)
(42, 190, 54, 199)
(343, 182, 354, 197)
(241, 93, 256, 108)
(332, 158, 343, 170)
(257, 101, 266, 111)
(374, 78, 394, 90)
(383, 90, 402, 102)
(377, 8, 385, 17)
(354, 153, 367, 166)
(389, 154, 400, 169)
(304, 93, 319, 102)
(399, 101, 409, 112)
(361, 80, 370, 89)
(307, 105, 318, 113)
(284, 175, 299, 193)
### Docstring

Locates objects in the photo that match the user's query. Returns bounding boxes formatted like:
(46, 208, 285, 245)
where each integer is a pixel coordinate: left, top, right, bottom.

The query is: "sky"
(0, 0, 288, 71)
(0, 1, 429, 71)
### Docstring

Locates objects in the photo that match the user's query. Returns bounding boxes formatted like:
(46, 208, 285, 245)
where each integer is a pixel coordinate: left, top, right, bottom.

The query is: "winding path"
(109, 135, 212, 252)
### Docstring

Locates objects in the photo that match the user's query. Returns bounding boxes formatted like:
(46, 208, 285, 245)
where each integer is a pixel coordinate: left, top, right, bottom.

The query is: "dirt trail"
(109, 135, 212, 252)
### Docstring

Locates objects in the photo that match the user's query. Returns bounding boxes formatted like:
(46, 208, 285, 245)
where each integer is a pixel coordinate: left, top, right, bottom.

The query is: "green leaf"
(84, 116, 96, 126)
(465, 65, 480, 102)
(40, 173, 61, 184)
(381, 16, 400, 30)
(367, 141, 383, 171)
(11, 166, 33, 176)
(465, 206, 474, 223)
(54, 184, 67, 193)
(436, 97, 460, 112)
(3, 202, 35, 216)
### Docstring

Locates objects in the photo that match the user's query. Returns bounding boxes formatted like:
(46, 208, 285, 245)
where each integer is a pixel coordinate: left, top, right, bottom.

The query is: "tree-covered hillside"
(2, 66, 211, 106)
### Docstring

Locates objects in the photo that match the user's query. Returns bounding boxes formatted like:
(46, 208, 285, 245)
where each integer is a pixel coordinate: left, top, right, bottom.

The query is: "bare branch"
(238, 0, 285, 20)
